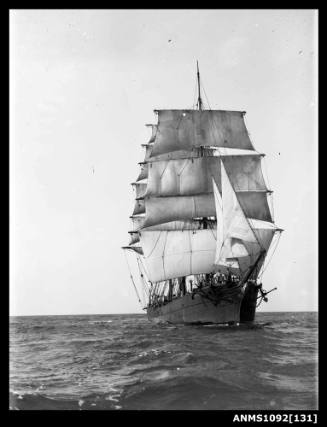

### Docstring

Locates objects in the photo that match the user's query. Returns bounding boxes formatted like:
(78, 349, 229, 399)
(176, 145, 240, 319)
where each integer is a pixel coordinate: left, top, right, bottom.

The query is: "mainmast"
(196, 60, 203, 111)
(196, 61, 206, 229)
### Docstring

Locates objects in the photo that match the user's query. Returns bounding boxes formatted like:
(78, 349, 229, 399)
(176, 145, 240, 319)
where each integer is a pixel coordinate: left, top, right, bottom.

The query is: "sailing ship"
(123, 63, 282, 325)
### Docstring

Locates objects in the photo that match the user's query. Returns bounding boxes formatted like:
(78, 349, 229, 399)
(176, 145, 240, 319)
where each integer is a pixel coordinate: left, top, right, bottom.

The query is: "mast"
(196, 60, 206, 229)
(125, 66, 281, 301)
(196, 60, 203, 111)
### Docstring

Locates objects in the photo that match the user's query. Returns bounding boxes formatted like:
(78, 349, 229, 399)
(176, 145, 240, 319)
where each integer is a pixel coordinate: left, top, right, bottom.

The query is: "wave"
(9, 391, 121, 410)
(10, 312, 318, 410)
(88, 320, 113, 325)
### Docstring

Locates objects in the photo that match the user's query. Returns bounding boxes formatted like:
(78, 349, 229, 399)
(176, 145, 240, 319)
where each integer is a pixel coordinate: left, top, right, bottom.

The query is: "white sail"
(142, 194, 215, 228)
(237, 191, 272, 223)
(122, 245, 144, 255)
(130, 215, 145, 231)
(216, 224, 277, 274)
(145, 157, 220, 197)
(212, 178, 223, 264)
(128, 232, 140, 245)
(126, 103, 279, 284)
(132, 182, 147, 199)
(139, 229, 216, 283)
(215, 161, 260, 274)
(146, 123, 157, 143)
(142, 144, 154, 161)
(222, 155, 268, 192)
(142, 191, 271, 228)
(214, 161, 279, 276)
(136, 163, 148, 182)
(142, 151, 271, 227)
(146, 155, 267, 197)
(146, 147, 264, 163)
(150, 110, 254, 157)
(143, 219, 216, 231)
(132, 199, 145, 215)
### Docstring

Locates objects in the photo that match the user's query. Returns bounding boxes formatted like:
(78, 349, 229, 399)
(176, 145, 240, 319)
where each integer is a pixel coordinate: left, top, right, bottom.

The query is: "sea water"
(9, 312, 318, 410)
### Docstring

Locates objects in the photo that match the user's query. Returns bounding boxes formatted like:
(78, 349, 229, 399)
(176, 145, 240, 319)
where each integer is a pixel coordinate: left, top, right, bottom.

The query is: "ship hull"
(240, 282, 260, 322)
(147, 282, 260, 325)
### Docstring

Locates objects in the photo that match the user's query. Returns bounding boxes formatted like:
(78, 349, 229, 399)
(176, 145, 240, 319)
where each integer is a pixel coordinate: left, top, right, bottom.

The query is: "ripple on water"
(10, 312, 318, 410)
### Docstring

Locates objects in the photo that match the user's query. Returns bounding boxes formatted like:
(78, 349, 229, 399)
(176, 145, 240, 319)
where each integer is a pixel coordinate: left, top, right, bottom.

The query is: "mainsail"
(139, 228, 217, 283)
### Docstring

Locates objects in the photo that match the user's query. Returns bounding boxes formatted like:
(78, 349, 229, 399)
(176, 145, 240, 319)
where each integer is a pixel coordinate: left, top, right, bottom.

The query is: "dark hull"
(240, 282, 260, 322)
(147, 282, 260, 325)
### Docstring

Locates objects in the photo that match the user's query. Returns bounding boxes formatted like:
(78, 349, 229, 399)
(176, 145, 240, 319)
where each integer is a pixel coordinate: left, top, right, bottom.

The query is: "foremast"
(196, 60, 203, 111)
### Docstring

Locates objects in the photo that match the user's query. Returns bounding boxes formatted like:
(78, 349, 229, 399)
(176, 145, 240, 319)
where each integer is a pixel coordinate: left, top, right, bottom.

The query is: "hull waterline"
(147, 282, 260, 325)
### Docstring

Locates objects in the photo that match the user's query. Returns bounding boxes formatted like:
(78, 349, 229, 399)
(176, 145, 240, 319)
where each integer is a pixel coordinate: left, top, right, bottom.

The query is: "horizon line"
(10, 310, 318, 317)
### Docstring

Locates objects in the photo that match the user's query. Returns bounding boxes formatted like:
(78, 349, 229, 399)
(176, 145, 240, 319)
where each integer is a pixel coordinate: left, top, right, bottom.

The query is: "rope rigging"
(123, 249, 143, 309)
(257, 231, 282, 280)
(136, 255, 149, 298)
(256, 286, 278, 308)
(191, 71, 198, 110)
(145, 230, 162, 258)
(201, 80, 212, 111)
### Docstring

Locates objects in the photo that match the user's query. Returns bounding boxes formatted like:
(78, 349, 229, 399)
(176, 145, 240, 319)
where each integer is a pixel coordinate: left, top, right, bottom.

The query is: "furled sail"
(143, 219, 216, 231)
(139, 228, 217, 283)
(150, 110, 254, 157)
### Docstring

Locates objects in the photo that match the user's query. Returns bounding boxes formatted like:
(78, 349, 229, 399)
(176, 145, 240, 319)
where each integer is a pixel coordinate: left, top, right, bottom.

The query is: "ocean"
(9, 312, 318, 410)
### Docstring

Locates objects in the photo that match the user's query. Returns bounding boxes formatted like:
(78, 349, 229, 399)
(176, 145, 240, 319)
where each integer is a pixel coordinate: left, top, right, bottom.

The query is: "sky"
(10, 9, 318, 315)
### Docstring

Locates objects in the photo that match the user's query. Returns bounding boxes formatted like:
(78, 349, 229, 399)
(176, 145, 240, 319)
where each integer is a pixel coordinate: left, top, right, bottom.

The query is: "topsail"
(150, 110, 254, 157)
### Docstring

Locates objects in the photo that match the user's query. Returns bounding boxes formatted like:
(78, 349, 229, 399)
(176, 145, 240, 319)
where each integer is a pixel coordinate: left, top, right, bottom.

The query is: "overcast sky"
(10, 9, 318, 315)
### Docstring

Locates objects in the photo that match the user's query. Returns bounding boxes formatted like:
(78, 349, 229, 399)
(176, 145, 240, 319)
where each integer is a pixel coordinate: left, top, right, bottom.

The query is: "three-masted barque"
(123, 63, 282, 325)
